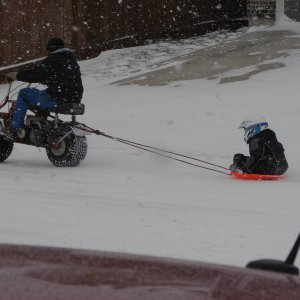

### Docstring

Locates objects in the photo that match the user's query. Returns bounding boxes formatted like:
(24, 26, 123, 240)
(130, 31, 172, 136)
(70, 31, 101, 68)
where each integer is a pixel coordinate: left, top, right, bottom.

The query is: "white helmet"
(238, 114, 268, 142)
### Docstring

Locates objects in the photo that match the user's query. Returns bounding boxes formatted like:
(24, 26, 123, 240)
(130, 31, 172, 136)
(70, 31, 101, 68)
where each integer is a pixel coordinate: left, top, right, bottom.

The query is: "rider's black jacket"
(16, 49, 83, 105)
(235, 129, 288, 175)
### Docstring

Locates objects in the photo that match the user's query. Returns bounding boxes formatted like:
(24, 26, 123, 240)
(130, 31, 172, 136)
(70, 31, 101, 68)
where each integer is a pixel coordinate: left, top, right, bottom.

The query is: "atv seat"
(50, 103, 85, 115)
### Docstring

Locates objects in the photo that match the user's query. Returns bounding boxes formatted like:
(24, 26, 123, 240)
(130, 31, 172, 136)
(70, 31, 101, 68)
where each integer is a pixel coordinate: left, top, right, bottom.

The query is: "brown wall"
(248, 0, 276, 19)
(0, 0, 248, 69)
(0, 0, 73, 66)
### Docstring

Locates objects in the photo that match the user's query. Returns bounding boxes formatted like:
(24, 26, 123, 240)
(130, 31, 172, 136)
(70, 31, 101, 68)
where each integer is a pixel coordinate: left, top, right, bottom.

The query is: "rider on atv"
(5, 37, 83, 138)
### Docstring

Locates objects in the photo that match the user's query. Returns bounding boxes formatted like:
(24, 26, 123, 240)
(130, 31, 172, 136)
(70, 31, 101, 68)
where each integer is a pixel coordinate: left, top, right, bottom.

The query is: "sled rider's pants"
(12, 88, 56, 129)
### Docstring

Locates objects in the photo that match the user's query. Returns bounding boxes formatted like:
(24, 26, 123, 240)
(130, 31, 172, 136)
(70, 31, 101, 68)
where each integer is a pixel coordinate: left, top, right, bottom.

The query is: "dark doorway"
(285, 0, 300, 21)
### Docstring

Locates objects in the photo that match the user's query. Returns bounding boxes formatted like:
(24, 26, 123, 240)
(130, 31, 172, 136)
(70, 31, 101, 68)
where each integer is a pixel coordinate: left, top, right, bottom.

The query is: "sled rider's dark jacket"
(241, 129, 288, 175)
(16, 48, 83, 105)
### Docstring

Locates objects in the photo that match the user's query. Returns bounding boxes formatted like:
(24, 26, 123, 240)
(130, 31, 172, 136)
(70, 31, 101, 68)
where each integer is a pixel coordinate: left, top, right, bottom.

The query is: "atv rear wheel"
(0, 135, 14, 162)
(46, 127, 87, 167)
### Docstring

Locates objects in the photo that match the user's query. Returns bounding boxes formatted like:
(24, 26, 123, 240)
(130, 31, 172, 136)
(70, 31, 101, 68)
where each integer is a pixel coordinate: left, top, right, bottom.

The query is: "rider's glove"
(229, 164, 237, 172)
(229, 164, 243, 174)
(229, 163, 242, 173)
(5, 72, 18, 82)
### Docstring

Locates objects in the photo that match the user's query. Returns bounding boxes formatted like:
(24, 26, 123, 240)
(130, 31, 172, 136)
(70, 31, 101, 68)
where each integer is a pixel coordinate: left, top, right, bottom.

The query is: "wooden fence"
(0, 0, 248, 69)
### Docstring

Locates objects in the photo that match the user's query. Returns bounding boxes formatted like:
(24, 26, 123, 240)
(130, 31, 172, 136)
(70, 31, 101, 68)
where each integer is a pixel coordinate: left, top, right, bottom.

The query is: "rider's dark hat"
(46, 38, 65, 52)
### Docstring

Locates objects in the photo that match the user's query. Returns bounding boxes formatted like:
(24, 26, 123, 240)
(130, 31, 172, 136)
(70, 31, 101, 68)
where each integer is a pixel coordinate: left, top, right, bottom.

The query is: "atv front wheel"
(0, 135, 14, 162)
(46, 127, 87, 167)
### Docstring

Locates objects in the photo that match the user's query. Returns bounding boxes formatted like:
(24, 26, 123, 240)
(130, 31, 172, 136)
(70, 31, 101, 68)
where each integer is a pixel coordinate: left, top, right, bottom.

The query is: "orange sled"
(230, 172, 285, 181)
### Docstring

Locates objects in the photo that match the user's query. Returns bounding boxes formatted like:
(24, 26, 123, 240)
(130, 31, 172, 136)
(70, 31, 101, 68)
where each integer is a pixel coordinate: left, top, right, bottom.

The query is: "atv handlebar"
(0, 82, 13, 110)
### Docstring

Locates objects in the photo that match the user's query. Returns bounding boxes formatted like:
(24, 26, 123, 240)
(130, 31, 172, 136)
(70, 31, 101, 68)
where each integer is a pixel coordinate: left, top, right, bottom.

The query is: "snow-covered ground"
(0, 18, 299, 268)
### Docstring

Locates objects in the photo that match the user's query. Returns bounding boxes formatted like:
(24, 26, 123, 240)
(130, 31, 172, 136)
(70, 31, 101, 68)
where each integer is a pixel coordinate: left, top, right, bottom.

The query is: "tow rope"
(75, 123, 231, 176)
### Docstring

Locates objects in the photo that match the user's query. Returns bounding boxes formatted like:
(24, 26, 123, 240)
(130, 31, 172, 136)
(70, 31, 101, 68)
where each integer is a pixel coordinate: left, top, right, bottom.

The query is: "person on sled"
(4, 37, 83, 138)
(230, 115, 288, 175)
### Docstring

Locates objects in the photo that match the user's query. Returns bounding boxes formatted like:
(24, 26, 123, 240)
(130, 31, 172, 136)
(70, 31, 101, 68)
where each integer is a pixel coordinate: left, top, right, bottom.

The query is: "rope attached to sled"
(74, 123, 231, 176)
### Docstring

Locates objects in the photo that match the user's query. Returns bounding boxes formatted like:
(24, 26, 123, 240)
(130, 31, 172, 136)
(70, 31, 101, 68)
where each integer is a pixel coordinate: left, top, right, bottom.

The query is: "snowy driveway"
(0, 19, 299, 270)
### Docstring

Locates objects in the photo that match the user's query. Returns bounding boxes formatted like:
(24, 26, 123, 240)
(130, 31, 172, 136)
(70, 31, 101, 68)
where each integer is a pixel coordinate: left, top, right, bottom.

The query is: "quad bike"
(0, 82, 88, 167)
